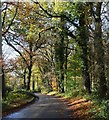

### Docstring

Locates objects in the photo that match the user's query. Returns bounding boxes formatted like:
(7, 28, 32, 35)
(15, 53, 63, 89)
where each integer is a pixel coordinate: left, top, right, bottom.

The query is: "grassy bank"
(2, 90, 38, 116)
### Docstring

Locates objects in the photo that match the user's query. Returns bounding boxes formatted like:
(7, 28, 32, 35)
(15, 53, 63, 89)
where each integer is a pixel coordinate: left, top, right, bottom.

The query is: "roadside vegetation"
(2, 90, 37, 116)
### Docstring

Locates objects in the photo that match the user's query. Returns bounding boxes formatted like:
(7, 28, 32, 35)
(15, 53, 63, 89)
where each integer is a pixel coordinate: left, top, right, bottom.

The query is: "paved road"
(2, 93, 71, 119)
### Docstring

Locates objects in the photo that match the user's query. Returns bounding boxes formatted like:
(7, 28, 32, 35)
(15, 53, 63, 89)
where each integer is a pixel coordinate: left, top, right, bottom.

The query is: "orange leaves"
(61, 97, 93, 120)
(52, 78, 57, 91)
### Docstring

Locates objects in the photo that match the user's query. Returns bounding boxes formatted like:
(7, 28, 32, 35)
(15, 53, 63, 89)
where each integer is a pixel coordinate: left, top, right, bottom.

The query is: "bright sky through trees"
(3, 42, 19, 60)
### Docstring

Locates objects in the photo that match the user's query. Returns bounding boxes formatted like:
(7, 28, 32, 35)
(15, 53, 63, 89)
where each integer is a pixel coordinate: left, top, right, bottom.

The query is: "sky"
(2, 41, 19, 61)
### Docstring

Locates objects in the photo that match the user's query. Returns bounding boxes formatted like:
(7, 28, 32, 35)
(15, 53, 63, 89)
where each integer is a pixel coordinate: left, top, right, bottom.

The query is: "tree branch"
(33, 0, 79, 28)
(34, 26, 55, 52)
(2, 4, 8, 28)
(4, 37, 28, 67)
(2, 2, 19, 36)
(39, 26, 55, 38)
(12, 39, 30, 55)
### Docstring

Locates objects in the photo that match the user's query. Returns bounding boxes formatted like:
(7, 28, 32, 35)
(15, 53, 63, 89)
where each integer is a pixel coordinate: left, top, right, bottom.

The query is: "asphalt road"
(2, 93, 71, 119)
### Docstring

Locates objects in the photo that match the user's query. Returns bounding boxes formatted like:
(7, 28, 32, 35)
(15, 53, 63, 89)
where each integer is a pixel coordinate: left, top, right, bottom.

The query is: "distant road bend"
(2, 93, 72, 119)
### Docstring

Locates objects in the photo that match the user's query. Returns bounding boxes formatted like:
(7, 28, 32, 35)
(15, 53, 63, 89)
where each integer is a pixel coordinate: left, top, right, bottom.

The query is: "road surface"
(2, 93, 72, 119)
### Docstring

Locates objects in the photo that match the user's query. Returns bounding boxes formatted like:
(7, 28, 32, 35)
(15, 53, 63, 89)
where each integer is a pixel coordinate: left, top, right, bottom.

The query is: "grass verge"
(2, 90, 38, 117)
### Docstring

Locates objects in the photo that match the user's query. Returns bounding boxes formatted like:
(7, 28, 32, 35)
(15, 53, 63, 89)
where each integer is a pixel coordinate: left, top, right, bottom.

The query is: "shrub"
(91, 100, 109, 119)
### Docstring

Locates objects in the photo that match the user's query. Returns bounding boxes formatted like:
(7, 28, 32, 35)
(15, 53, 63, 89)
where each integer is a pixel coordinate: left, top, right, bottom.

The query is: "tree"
(0, 1, 2, 98)
(77, 3, 91, 94)
(33, 1, 91, 94)
(1, 2, 19, 98)
(2, 2, 49, 90)
(92, 3, 107, 98)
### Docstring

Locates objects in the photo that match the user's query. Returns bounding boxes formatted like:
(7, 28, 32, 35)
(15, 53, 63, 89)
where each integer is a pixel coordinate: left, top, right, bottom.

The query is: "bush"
(91, 100, 109, 119)
(5, 86, 13, 93)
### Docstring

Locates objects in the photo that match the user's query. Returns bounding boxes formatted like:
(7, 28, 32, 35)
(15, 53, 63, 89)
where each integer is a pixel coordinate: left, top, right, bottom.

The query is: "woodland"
(1, 1, 109, 119)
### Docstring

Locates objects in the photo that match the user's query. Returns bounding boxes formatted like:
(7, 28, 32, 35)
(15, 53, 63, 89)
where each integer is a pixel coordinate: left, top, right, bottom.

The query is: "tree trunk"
(82, 53, 91, 94)
(27, 42, 33, 90)
(106, 43, 109, 98)
(79, 10, 91, 94)
(27, 65, 32, 90)
(32, 80, 35, 91)
(23, 68, 27, 89)
(94, 3, 107, 99)
(60, 70, 64, 93)
(64, 39, 68, 92)
(59, 33, 65, 93)
(2, 66, 6, 98)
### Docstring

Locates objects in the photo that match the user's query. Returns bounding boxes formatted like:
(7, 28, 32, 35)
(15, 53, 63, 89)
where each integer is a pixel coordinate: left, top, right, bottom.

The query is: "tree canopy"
(1, 1, 109, 101)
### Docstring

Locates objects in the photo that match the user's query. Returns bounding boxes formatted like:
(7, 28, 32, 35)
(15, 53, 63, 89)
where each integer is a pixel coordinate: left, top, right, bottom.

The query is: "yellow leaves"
(53, 0, 71, 14)
(52, 17, 60, 22)
(26, 24, 38, 41)
(54, 1, 65, 13)
(52, 79, 57, 91)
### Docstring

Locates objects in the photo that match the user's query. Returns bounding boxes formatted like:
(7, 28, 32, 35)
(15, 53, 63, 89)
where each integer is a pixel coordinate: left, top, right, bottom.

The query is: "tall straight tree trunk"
(65, 41, 68, 92)
(89, 42, 97, 90)
(79, 5, 91, 94)
(60, 33, 65, 93)
(94, 3, 107, 98)
(54, 18, 65, 93)
(81, 50, 91, 94)
(27, 42, 33, 90)
(60, 68, 64, 93)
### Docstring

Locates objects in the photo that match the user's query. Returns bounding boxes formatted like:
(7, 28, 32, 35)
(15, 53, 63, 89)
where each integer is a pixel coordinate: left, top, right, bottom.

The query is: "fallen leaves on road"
(60, 97, 93, 120)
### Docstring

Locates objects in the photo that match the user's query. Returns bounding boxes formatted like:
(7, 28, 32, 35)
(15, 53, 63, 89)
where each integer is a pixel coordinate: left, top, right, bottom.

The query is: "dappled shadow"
(71, 105, 91, 113)
(68, 99, 89, 107)
(61, 97, 93, 120)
